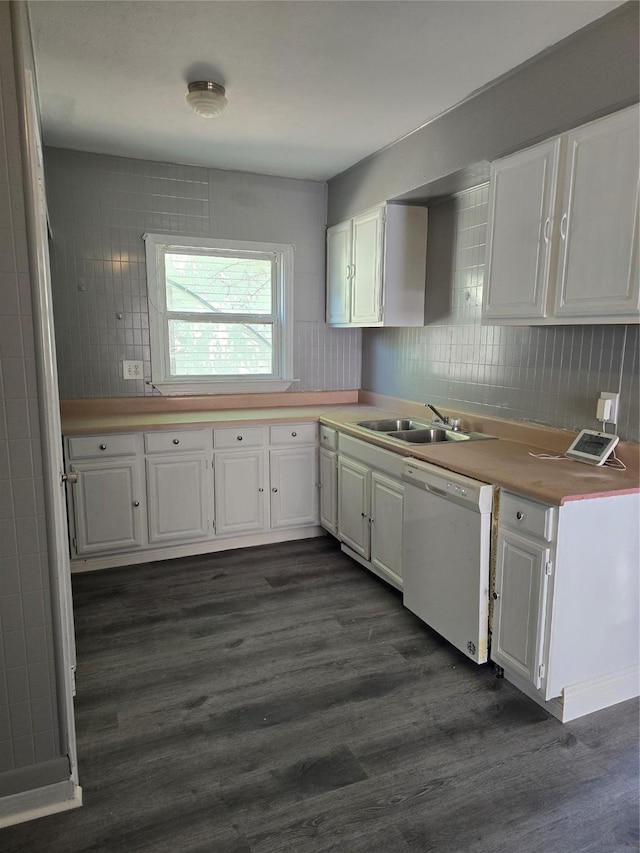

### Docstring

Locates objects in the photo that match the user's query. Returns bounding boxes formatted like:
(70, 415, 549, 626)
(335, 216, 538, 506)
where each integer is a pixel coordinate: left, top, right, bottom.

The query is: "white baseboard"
(502, 664, 640, 722)
(0, 782, 82, 828)
(71, 526, 325, 573)
(561, 664, 640, 722)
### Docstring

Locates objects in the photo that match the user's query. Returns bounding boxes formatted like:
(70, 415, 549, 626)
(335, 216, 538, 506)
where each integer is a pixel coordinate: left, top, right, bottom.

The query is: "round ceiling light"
(186, 81, 228, 118)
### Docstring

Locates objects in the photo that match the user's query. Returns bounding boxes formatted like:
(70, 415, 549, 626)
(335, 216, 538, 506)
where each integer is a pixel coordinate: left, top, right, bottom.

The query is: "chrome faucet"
(426, 403, 449, 425)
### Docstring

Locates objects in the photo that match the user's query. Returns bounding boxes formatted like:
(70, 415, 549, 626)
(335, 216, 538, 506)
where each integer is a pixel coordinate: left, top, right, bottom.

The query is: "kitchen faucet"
(426, 403, 449, 425)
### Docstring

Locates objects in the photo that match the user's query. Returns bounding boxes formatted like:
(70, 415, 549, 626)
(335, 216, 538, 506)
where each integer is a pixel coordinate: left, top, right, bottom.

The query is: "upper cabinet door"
(483, 137, 561, 320)
(554, 105, 640, 320)
(326, 219, 352, 325)
(351, 206, 384, 325)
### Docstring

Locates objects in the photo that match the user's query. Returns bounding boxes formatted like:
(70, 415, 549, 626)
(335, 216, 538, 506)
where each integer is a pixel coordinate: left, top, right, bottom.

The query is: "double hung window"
(144, 234, 293, 393)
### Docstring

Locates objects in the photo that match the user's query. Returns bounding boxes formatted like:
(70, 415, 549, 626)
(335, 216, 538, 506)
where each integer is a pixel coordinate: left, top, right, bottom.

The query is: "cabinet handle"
(272, 487, 278, 493)
(133, 500, 140, 507)
(291, 431, 297, 437)
(99, 444, 107, 450)
(560, 213, 568, 240)
(346, 264, 351, 279)
(173, 438, 180, 445)
(237, 435, 243, 441)
(350, 264, 356, 278)
(493, 592, 500, 600)
(516, 511, 524, 521)
(543, 217, 551, 243)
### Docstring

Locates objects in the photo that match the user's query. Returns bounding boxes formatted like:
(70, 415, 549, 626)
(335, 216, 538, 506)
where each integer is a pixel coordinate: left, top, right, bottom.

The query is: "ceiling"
(29, 0, 626, 182)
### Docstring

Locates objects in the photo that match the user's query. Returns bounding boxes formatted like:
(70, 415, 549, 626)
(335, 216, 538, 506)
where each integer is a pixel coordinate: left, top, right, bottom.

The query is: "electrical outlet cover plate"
(598, 391, 620, 424)
(123, 360, 143, 380)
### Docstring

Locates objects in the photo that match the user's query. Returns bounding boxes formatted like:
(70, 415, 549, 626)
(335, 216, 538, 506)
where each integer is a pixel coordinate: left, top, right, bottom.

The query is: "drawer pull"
(173, 438, 180, 445)
(291, 431, 297, 437)
(237, 435, 243, 441)
(133, 500, 140, 507)
(99, 444, 107, 450)
(516, 511, 524, 521)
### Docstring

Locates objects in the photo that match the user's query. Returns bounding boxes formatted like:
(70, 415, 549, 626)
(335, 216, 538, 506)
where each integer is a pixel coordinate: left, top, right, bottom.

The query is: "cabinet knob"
(516, 511, 524, 521)
(99, 444, 107, 450)
(258, 487, 264, 493)
(272, 487, 278, 493)
(133, 500, 140, 507)
(237, 435, 243, 441)
(173, 438, 180, 445)
(291, 431, 297, 437)
(493, 592, 500, 600)
(361, 512, 366, 517)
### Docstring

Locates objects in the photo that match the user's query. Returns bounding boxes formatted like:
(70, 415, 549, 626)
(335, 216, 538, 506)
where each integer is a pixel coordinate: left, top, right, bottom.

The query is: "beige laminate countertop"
(319, 407, 639, 506)
(61, 401, 639, 507)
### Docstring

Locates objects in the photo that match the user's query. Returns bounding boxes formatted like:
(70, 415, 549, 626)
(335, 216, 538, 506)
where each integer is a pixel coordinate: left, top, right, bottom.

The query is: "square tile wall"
(362, 185, 639, 442)
(0, 2, 60, 776)
(45, 148, 361, 398)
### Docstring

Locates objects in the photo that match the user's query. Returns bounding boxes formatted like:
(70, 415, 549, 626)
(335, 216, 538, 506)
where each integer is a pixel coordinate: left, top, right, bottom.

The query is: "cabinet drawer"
(270, 423, 317, 445)
(214, 427, 265, 449)
(319, 425, 338, 450)
(67, 434, 138, 459)
(144, 430, 211, 454)
(499, 491, 556, 542)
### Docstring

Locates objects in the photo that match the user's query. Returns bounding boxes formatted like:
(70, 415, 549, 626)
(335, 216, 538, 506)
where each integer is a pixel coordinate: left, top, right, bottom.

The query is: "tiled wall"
(44, 148, 361, 399)
(362, 185, 639, 442)
(0, 2, 60, 776)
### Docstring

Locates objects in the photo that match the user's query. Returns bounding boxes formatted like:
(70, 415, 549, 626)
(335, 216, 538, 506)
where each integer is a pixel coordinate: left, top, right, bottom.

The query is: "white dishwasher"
(402, 458, 493, 664)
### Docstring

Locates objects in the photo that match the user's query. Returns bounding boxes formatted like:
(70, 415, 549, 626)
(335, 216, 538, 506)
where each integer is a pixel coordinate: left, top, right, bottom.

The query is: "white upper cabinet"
(554, 106, 640, 320)
(326, 203, 428, 327)
(483, 138, 561, 320)
(326, 219, 352, 325)
(483, 104, 640, 325)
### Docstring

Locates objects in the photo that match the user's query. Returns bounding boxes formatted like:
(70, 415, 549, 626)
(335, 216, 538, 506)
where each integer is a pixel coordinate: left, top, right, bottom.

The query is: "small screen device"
(565, 429, 619, 466)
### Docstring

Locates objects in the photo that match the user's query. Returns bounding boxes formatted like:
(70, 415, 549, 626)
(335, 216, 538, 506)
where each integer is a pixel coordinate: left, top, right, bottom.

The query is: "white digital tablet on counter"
(565, 429, 619, 466)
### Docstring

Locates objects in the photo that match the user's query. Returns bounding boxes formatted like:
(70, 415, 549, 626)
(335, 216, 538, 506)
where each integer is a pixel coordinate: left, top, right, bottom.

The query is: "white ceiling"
(29, 0, 625, 182)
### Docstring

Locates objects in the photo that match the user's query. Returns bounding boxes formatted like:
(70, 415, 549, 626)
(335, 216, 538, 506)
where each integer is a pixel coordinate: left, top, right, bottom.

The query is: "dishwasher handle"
(425, 484, 448, 498)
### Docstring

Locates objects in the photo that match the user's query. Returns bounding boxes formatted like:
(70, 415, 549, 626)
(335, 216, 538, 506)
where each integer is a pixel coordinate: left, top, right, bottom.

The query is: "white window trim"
(143, 233, 295, 395)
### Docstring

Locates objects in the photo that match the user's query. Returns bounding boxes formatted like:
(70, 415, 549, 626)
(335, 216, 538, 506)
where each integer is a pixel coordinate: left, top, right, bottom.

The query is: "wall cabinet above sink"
(483, 104, 639, 325)
(326, 203, 428, 327)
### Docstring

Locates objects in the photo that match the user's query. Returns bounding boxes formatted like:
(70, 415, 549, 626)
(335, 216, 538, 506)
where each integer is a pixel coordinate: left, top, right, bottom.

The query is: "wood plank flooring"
(4, 536, 638, 852)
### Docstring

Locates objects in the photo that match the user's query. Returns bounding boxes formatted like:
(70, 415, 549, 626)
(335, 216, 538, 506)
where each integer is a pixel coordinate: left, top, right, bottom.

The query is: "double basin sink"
(355, 418, 493, 444)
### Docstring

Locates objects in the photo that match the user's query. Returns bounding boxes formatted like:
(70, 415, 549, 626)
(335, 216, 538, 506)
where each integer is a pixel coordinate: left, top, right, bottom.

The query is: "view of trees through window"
(165, 252, 275, 376)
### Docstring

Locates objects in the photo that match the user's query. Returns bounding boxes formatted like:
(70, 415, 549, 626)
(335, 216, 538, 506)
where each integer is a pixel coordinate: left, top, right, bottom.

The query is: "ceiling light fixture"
(186, 81, 228, 118)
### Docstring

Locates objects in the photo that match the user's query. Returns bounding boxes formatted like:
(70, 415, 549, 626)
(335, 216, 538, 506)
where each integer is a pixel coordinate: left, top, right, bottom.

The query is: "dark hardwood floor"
(4, 536, 638, 852)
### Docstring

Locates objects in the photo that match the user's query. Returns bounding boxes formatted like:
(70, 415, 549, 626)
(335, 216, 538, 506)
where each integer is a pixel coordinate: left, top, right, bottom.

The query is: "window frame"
(143, 233, 294, 394)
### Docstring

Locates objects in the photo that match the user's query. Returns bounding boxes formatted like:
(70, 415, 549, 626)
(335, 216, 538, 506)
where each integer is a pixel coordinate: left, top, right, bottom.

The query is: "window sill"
(148, 379, 296, 396)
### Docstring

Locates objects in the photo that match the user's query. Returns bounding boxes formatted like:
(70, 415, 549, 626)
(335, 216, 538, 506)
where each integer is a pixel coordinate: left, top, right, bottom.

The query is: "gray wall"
(328, 2, 639, 223)
(0, 0, 61, 782)
(362, 185, 639, 442)
(44, 148, 361, 399)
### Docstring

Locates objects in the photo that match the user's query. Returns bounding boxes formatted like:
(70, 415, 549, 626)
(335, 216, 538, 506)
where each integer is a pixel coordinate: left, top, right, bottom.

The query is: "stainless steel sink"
(356, 418, 417, 431)
(355, 416, 495, 444)
(388, 428, 464, 443)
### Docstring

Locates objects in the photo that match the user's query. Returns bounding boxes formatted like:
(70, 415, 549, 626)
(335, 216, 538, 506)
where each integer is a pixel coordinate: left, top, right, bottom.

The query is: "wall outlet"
(123, 360, 144, 380)
(598, 391, 620, 424)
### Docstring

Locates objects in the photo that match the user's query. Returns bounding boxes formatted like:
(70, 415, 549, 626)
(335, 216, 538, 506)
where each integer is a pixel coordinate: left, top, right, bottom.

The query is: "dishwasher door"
(402, 459, 493, 663)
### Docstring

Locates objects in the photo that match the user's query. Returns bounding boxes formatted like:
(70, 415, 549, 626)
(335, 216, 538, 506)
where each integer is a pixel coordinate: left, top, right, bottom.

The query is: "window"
(144, 234, 294, 393)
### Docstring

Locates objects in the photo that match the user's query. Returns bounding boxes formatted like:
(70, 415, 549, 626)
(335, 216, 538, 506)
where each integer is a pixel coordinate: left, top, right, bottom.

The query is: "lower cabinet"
(70, 457, 145, 555)
(370, 472, 404, 588)
(336, 433, 405, 589)
(270, 446, 318, 529)
(64, 422, 320, 567)
(337, 456, 370, 558)
(492, 527, 551, 690)
(318, 447, 338, 535)
(146, 454, 211, 544)
(491, 489, 640, 722)
(214, 449, 266, 536)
